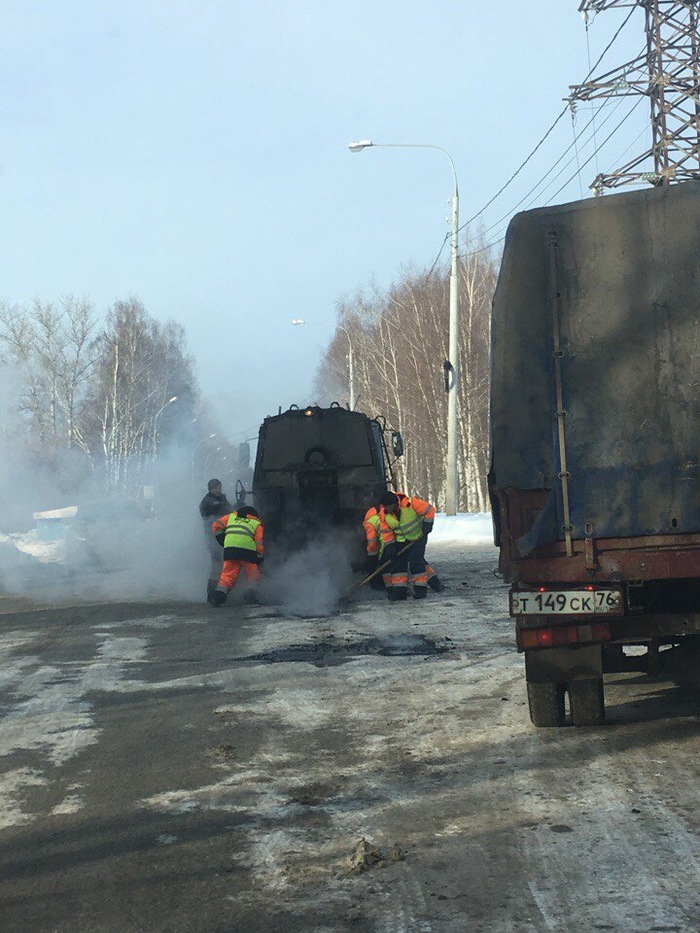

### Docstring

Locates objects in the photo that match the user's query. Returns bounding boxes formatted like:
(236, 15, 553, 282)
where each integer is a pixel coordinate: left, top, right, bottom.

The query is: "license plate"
(510, 588, 623, 616)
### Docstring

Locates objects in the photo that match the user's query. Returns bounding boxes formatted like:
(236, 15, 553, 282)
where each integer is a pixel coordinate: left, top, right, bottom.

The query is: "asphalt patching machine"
(244, 402, 404, 564)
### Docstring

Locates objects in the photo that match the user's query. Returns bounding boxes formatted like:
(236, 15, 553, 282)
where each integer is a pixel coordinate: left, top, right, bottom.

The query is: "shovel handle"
(340, 536, 423, 602)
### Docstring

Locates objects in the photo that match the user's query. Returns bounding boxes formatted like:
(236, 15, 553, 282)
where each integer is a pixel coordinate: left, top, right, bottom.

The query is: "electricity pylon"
(570, 1, 700, 192)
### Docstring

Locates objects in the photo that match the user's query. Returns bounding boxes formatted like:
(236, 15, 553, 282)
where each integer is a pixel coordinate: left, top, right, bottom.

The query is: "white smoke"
(260, 533, 355, 617)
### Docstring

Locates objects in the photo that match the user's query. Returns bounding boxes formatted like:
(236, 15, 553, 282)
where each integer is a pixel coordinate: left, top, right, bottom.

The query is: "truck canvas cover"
(491, 181, 700, 553)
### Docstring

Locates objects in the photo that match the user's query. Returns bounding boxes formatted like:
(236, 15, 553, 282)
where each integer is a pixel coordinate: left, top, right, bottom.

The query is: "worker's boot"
(387, 586, 407, 602)
(208, 589, 227, 607)
(428, 576, 447, 592)
(413, 586, 427, 600)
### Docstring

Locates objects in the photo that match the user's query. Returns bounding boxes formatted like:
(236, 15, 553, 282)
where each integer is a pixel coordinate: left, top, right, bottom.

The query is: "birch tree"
(0, 296, 99, 462)
(315, 244, 498, 512)
(88, 299, 195, 493)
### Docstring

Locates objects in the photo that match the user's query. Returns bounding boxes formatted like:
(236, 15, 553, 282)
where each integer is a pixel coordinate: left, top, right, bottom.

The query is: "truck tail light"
(518, 621, 611, 651)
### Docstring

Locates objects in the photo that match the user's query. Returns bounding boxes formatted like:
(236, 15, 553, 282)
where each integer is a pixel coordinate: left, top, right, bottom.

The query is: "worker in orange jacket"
(364, 502, 444, 593)
(378, 491, 445, 601)
(363, 505, 391, 591)
(209, 506, 264, 606)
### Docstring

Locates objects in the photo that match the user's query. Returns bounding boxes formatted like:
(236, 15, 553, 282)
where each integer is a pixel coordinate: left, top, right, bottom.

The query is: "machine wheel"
(527, 682, 566, 727)
(568, 678, 605, 726)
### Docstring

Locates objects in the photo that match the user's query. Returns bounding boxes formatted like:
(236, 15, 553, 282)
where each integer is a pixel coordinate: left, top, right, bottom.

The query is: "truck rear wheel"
(527, 682, 566, 727)
(568, 678, 605, 726)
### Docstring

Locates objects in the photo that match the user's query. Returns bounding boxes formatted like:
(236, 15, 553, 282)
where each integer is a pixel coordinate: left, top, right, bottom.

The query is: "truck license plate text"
(510, 589, 622, 616)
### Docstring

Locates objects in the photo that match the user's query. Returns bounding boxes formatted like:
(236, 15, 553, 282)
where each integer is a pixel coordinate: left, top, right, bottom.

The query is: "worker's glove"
(422, 521, 434, 536)
(365, 555, 379, 575)
(215, 533, 225, 547)
(382, 543, 398, 562)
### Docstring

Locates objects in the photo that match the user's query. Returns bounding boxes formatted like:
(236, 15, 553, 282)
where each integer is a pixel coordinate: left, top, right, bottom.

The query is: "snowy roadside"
(0, 531, 65, 564)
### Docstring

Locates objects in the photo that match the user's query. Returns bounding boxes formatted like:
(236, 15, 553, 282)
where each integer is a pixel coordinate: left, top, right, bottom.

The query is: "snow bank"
(430, 512, 494, 544)
(12, 531, 65, 563)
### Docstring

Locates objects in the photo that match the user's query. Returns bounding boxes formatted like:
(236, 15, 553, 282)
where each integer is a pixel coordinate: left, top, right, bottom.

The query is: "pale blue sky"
(0, 1, 642, 441)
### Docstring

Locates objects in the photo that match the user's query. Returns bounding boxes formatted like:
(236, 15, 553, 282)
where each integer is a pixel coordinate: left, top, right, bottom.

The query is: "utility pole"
(348, 140, 461, 515)
(571, 1, 700, 192)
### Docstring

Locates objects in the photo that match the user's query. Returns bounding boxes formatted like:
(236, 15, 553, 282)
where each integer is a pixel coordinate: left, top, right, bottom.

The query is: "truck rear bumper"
(516, 610, 700, 652)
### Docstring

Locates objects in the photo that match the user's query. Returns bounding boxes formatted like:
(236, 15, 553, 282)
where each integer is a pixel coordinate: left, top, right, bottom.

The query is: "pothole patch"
(241, 633, 452, 667)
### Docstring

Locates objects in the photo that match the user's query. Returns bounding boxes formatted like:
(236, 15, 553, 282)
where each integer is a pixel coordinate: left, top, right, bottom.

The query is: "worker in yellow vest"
(209, 506, 264, 606)
(378, 491, 445, 600)
(363, 505, 391, 591)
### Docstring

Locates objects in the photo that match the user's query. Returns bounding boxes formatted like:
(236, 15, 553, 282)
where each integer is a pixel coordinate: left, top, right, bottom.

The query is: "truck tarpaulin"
(490, 181, 700, 555)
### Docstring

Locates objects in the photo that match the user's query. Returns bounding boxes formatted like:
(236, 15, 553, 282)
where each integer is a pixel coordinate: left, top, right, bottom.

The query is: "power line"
(423, 7, 638, 282)
(458, 4, 636, 234)
(450, 96, 645, 264)
(470, 92, 633, 245)
(544, 95, 645, 203)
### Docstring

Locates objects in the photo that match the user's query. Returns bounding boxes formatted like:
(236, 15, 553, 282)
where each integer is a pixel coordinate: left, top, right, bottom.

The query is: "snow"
(32, 506, 77, 520)
(0, 512, 494, 574)
(430, 511, 494, 544)
(1, 530, 65, 564)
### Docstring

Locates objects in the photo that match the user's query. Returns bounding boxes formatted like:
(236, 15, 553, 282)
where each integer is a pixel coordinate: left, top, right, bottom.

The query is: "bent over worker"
(363, 505, 391, 591)
(378, 491, 445, 601)
(209, 506, 264, 606)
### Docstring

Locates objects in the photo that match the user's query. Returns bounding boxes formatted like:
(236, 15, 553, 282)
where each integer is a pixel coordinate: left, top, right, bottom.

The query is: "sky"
(0, 1, 644, 445)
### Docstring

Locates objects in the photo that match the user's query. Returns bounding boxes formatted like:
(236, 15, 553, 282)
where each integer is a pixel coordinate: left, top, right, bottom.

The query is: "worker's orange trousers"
(218, 559, 261, 591)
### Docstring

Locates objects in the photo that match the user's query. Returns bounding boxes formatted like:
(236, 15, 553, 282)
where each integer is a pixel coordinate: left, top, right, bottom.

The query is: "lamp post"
(151, 395, 178, 458)
(291, 318, 356, 410)
(348, 139, 460, 515)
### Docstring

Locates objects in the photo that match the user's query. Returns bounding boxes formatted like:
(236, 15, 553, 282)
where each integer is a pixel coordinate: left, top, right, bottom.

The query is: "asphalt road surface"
(2, 540, 700, 933)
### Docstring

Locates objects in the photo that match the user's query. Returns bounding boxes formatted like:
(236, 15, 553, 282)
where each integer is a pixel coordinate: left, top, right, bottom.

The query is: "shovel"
(338, 537, 424, 605)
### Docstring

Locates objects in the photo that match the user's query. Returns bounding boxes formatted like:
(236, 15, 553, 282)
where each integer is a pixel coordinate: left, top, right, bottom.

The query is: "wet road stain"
(240, 634, 452, 667)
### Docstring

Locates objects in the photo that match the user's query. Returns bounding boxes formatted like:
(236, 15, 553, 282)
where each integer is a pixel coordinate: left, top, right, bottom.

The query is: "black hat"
(379, 491, 399, 508)
(208, 478, 222, 491)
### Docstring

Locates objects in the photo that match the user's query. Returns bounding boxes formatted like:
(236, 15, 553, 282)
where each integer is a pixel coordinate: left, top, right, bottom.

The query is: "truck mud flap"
(525, 644, 603, 684)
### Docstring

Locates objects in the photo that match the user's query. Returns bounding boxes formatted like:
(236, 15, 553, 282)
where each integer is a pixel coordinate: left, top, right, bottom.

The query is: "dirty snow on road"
(2, 518, 700, 931)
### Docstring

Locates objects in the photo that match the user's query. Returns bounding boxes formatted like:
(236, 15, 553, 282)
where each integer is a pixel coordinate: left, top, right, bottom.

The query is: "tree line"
(314, 243, 498, 512)
(0, 297, 198, 495)
(1, 244, 498, 511)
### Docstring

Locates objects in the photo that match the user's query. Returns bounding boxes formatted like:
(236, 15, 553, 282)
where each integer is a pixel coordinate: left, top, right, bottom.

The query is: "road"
(2, 539, 700, 932)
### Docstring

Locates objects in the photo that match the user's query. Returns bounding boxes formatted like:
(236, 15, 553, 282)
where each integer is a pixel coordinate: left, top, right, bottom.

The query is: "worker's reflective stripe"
(391, 573, 409, 586)
(230, 526, 255, 540)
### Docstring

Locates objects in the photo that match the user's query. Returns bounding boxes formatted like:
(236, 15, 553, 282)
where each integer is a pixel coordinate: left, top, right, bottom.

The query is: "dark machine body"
(251, 403, 402, 557)
(490, 181, 700, 726)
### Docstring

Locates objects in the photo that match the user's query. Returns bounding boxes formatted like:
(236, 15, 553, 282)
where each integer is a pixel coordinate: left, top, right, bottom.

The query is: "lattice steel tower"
(571, 1, 700, 191)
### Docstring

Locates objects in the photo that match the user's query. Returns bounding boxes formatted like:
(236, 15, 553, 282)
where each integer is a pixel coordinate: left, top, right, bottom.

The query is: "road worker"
(378, 491, 445, 601)
(363, 505, 391, 591)
(209, 505, 264, 606)
(363, 502, 444, 593)
(199, 478, 233, 600)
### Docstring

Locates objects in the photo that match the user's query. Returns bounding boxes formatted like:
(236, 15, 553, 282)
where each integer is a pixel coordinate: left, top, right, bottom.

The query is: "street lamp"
(348, 139, 460, 516)
(291, 318, 356, 410)
(151, 395, 178, 457)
